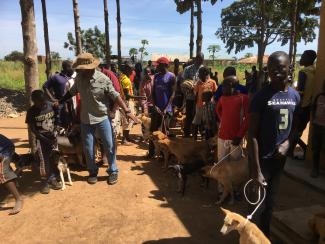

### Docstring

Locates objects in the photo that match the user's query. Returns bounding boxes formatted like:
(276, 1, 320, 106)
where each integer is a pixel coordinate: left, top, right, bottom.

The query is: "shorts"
(312, 123, 325, 151)
(0, 154, 17, 184)
(192, 106, 203, 125)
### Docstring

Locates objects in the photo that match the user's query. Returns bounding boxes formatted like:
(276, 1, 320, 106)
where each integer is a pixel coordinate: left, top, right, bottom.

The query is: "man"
(43, 60, 74, 128)
(248, 51, 300, 237)
(214, 66, 248, 103)
(148, 57, 176, 158)
(59, 53, 137, 185)
(172, 58, 184, 109)
(146, 60, 155, 74)
(289, 50, 317, 159)
(182, 53, 204, 137)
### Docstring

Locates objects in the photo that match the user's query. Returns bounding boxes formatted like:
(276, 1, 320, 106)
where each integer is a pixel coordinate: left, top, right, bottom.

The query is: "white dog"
(50, 150, 73, 190)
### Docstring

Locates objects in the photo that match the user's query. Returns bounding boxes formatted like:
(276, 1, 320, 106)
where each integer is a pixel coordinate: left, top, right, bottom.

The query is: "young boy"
(310, 80, 325, 178)
(216, 76, 249, 161)
(248, 51, 300, 237)
(26, 90, 62, 194)
(193, 66, 217, 140)
(0, 134, 23, 215)
(202, 89, 217, 140)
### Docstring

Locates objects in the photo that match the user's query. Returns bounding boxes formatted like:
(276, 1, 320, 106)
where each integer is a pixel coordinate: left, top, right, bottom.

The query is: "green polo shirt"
(69, 69, 120, 124)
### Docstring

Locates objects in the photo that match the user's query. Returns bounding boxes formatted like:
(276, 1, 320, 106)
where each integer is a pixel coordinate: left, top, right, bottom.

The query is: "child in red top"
(216, 76, 249, 161)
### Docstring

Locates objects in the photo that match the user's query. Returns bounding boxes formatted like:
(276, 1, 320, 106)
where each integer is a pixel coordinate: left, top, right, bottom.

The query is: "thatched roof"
(238, 55, 269, 64)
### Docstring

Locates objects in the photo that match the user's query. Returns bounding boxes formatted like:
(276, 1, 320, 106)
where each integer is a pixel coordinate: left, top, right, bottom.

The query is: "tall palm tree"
(207, 44, 220, 64)
(103, 0, 111, 68)
(41, 0, 51, 79)
(129, 48, 138, 62)
(116, 0, 122, 69)
(72, 0, 82, 55)
(139, 39, 149, 63)
(19, 0, 39, 152)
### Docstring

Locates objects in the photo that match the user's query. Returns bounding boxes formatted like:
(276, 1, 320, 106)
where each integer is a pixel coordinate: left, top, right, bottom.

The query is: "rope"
(243, 179, 267, 220)
(208, 146, 241, 176)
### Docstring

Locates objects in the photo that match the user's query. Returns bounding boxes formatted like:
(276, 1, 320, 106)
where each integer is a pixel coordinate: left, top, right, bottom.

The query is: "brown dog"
(201, 157, 249, 204)
(138, 114, 151, 141)
(309, 212, 325, 244)
(220, 208, 271, 244)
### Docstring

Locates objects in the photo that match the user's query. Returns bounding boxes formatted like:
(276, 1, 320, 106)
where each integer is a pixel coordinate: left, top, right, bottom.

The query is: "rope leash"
(209, 146, 242, 176)
(244, 179, 267, 221)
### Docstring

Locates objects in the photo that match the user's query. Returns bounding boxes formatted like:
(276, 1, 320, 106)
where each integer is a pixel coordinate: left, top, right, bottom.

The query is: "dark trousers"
(184, 99, 196, 137)
(36, 138, 58, 181)
(148, 109, 163, 157)
(289, 106, 310, 156)
(251, 156, 286, 237)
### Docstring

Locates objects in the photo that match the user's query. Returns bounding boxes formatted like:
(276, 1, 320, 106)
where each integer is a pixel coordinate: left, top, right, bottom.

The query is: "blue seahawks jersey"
(250, 85, 300, 159)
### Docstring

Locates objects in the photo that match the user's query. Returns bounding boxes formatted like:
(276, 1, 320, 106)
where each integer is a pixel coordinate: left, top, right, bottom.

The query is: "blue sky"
(0, 0, 319, 60)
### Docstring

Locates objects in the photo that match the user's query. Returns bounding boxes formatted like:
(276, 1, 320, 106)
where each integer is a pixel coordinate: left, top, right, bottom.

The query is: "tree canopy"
(139, 39, 149, 62)
(207, 44, 220, 61)
(4, 51, 24, 62)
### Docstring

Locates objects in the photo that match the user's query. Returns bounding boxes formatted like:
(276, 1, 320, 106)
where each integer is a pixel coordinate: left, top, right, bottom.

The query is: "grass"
(0, 61, 61, 91)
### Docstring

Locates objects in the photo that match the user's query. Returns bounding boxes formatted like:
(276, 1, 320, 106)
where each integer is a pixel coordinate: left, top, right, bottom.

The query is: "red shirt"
(216, 94, 249, 140)
(101, 68, 121, 93)
(129, 70, 136, 83)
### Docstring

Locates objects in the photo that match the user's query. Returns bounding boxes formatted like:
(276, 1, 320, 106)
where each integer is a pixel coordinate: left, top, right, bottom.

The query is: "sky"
(0, 0, 320, 60)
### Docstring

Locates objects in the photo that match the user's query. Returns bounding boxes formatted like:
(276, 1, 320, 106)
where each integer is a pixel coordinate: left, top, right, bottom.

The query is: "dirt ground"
(0, 116, 324, 244)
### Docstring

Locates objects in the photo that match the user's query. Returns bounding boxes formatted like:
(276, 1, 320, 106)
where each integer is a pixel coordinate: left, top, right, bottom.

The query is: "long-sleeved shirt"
(216, 94, 249, 140)
(69, 69, 120, 124)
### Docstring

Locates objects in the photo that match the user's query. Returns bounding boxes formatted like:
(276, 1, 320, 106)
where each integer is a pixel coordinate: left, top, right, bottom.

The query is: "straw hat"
(72, 52, 100, 69)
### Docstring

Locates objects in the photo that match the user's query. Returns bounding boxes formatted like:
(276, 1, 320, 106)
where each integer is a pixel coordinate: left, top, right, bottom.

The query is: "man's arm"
(164, 76, 176, 113)
(43, 77, 56, 102)
(247, 112, 266, 186)
(59, 83, 77, 104)
(297, 71, 307, 95)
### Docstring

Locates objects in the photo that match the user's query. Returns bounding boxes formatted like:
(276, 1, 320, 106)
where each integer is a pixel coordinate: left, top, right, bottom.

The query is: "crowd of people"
(0, 49, 324, 240)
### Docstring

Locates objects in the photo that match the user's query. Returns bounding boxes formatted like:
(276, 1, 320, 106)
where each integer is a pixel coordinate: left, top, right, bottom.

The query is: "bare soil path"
(0, 116, 324, 244)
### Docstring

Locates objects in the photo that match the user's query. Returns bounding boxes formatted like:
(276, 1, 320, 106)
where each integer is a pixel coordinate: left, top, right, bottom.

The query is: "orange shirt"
(194, 79, 217, 107)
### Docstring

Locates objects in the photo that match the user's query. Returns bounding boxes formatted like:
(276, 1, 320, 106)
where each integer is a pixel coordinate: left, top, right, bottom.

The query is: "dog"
(309, 212, 325, 244)
(50, 149, 73, 190)
(220, 207, 271, 244)
(201, 157, 249, 205)
(138, 114, 151, 141)
(166, 157, 207, 196)
(57, 125, 84, 166)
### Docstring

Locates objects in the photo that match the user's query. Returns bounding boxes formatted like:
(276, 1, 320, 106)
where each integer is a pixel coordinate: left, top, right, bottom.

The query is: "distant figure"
(146, 60, 155, 74)
(134, 62, 143, 95)
(173, 58, 180, 76)
(211, 71, 219, 85)
(288, 50, 317, 159)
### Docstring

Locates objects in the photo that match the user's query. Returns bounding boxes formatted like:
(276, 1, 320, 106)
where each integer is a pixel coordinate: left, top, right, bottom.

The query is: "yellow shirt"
(119, 74, 133, 96)
(300, 65, 316, 107)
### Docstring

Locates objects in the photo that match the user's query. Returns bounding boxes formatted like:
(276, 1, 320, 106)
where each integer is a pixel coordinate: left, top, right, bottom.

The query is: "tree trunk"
(116, 0, 122, 69)
(257, 42, 266, 91)
(292, 39, 298, 68)
(103, 0, 111, 68)
(41, 0, 51, 79)
(190, 0, 194, 59)
(72, 0, 82, 55)
(196, 0, 202, 56)
(19, 0, 39, 153)
(288, 0, 298, 64)
(257, 0, 266, 73)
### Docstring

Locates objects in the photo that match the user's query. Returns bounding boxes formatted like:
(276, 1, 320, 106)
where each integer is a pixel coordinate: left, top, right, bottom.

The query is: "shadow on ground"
(0, 88, 27, 113)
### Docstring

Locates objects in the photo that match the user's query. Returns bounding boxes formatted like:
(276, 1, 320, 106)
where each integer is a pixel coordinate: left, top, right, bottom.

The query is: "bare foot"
(9, 198, 23, 215)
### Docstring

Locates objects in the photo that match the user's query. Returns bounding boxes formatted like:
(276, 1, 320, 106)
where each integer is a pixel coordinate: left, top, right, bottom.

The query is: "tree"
(4, 51, 24, 62)
(216, 0, 288, 71)
(116, 0, 122, 69)
(50, 51, 61, 60)
(207, 44, 220, 63)
(129, 48, 138, 62)
(19, 0, 39, 152)
(72, 0, 82, 55)
(244, 52, 254, 58)
(103, 0, 111, 68)
(41, 0, 51, 79)
(175, 0, 218, 57)
(64, 26, 108, 59)
(139, 39, 149, 62)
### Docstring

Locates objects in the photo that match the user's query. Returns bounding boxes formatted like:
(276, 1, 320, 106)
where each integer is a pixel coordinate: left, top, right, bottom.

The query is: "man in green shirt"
(60, 53, 137, 185)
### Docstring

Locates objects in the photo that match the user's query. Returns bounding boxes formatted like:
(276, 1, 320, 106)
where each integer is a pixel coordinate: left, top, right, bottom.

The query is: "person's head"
(110, 64, 117, 73)
(156, 57, 169, 74)
(195, 52, 204, 66)
(135, 62, 142, 73)
(73, 53, 99, 79)
(148, 60, 152, 66)
(62, 60, 74, 77)
(252, 65, 257, 72)
(223, 66, 236, 79)
(300, 50, 317, 66)
(144, 67, 151, 79)
(174, 58, 180, 67)
(214, 71, 218, 76)
(198, 66, 210, 82)
(267, 51, 290, 89)
(31, 89, 46, 108)
(222, 76, 238, 96)
(121, 62, 133, 76)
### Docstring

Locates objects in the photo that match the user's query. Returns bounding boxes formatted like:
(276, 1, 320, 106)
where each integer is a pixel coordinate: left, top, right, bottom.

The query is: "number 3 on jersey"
(279, 109, 289, 130)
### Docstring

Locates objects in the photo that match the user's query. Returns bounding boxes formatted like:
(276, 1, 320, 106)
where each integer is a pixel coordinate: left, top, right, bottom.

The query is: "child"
(310, 80, 325, 178)
(216, 76, 249, 161)
(202, 89, 217, 140)
(26, 90, 62, 194)
(0, 134, 23, 215)
(193, 66, 217, 140)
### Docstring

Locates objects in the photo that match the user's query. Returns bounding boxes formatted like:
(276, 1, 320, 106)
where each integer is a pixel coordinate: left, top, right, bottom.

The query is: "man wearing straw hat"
(59, 53, 137, 185)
